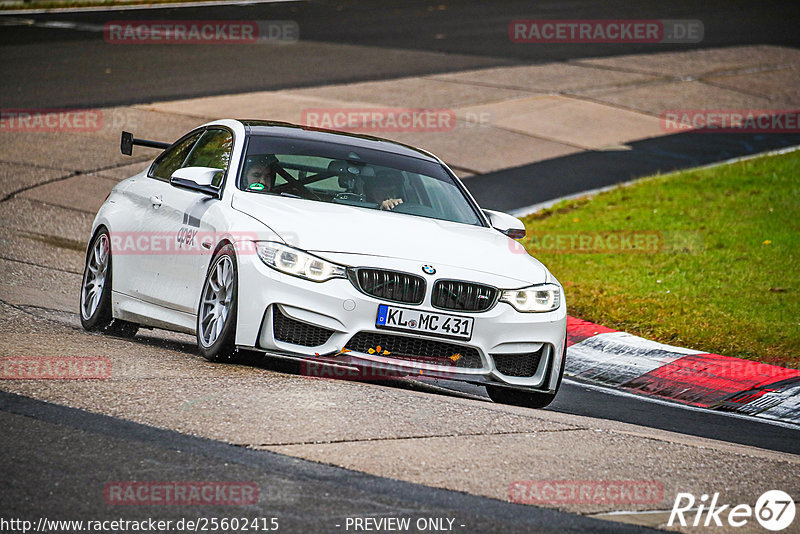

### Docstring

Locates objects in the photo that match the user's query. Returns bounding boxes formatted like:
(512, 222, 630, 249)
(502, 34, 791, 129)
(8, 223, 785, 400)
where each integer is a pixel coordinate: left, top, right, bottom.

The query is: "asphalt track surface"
(417, 378, 800, 456)
(2, 1, 800, 530)
(231, 354, 800, 456)
(3, 1, 800, 211)
(0, 391, 658, 533)
(468, 131, 800, 212)
(1, 0, 800, 108)
(551, 380, 800, 456)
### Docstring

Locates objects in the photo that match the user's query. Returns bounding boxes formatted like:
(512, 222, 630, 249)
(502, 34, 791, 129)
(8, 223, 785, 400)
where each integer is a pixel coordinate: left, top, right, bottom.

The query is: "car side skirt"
(113, 292, 196, 334)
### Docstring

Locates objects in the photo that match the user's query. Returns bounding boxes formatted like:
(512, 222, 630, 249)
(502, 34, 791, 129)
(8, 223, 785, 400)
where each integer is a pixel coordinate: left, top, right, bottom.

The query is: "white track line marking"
(1, 0, 301, 16)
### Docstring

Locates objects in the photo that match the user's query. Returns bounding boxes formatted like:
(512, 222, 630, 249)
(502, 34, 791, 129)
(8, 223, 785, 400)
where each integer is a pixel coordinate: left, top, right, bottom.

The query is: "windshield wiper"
(279, 192, 303, 199)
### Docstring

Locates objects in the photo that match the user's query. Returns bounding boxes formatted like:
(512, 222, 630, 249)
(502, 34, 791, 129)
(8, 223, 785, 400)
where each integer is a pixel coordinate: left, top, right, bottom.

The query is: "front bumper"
(235, 251, 567, 391)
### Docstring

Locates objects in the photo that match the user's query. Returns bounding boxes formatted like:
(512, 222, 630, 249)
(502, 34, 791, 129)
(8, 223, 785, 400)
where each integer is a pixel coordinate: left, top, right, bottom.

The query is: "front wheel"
(80, 228, 139, 337)
(197, 245, 238, 362)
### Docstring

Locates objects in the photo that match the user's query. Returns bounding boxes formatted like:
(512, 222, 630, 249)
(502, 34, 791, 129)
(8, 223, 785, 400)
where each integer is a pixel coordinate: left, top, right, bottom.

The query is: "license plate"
(376, 304, 474, 340)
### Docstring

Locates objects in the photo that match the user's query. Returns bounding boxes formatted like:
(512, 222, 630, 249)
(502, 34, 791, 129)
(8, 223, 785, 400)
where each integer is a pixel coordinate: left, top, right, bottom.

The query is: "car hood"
(232, 193, 547, 285)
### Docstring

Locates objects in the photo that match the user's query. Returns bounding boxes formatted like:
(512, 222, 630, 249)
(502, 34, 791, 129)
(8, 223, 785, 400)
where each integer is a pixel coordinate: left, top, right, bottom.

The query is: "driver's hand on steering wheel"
(381, 198, 403, 211)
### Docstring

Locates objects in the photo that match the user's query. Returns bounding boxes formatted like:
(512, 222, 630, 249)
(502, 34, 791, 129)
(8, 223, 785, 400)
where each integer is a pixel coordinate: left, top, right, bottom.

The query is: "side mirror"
(170, 167, 223, 198)
(484, 209, 526, 239)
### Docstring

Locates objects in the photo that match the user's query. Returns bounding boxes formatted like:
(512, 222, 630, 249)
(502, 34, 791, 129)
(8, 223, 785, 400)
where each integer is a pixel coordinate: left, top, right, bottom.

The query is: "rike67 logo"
(669, 490, 795, 531)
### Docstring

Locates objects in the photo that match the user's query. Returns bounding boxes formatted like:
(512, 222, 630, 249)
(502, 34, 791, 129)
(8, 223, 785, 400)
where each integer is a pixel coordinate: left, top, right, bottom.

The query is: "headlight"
(255, 242, 347, 282)
(501, 284, 561, 313)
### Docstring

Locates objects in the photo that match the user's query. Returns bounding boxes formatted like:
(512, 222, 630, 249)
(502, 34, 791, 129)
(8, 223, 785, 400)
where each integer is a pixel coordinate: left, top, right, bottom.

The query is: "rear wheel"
(197, 245, 238, 362)
(80, 228, 139, 337)
(486, 338, 567, 409)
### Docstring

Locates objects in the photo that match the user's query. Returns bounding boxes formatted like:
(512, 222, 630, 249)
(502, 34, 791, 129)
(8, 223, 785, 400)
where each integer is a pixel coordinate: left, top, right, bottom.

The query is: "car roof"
(239, 120, 441, 163)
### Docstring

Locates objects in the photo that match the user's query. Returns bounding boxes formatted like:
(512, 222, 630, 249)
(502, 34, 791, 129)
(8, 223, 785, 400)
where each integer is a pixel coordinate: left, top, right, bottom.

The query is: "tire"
(486, 337, 567, 409)
(197, 244, 238, 362)
(80, 228, 139, 338)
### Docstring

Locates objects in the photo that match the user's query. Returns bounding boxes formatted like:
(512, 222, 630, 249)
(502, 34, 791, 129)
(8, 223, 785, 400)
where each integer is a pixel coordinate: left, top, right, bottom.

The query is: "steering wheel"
(282, 183, 308, 197)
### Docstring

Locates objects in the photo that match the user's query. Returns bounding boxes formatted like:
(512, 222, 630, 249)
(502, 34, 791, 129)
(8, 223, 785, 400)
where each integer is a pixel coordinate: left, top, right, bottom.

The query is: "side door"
(156, 127, 235, 315)
(112, 130, 203, 306)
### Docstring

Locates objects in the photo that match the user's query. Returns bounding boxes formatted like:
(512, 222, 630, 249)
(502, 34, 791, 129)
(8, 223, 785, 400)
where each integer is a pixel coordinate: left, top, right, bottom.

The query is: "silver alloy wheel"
(199, 255, 234, 347)
(81, 233, 109, 320)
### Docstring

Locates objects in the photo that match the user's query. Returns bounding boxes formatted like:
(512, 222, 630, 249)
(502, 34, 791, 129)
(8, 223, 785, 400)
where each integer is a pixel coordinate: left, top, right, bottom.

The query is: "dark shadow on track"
(549, 380, 800, 455)
(465, 130, 800, 212)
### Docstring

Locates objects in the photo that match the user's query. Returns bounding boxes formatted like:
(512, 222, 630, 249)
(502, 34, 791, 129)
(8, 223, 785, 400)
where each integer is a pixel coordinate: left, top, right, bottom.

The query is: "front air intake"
(491, 347, 546, 377)
(272, 306, 334, 347)
(346, 331, 483, 369)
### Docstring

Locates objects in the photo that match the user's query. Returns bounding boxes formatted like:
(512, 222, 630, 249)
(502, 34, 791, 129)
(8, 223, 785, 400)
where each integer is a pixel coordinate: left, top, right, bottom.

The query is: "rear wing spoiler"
(120, 131, 171, 156)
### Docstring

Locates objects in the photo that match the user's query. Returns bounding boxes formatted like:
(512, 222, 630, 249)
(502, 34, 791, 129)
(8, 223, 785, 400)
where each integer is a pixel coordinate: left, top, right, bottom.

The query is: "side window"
(150, 131, 203, 181)
(183, 129, 234, 187)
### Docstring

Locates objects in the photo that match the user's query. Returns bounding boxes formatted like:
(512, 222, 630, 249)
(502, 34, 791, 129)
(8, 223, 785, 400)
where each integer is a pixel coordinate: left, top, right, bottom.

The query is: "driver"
(365, 170, 404, 211)
(243, 154, 277, 192)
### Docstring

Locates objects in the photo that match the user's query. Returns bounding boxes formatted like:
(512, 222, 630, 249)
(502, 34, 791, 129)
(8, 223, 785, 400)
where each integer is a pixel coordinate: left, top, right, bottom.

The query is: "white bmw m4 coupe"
(81, 119, 567, 407)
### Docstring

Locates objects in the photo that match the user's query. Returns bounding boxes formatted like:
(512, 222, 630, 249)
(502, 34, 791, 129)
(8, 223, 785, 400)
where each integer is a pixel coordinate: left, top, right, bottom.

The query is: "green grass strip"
(520, 149, 800, 366)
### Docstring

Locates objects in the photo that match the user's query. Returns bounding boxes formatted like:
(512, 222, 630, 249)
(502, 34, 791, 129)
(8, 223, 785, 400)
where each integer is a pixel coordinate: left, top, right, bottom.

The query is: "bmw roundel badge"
(422, 265, 436, 275)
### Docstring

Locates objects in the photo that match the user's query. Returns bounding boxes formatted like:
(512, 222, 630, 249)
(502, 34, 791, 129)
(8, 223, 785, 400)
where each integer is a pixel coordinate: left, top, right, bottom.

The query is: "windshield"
(239, 135, 483, 226)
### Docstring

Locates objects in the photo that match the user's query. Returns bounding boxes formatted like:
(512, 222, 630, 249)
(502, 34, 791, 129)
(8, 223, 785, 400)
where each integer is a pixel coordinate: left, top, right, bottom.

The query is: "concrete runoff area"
(0, 392, 659, 534)
(1, 301, 799, 532)
(2, 45, 800, 531)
